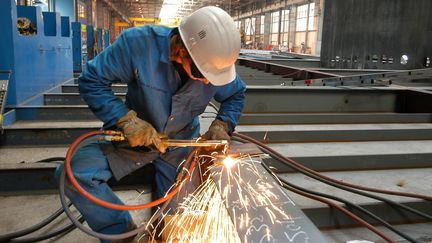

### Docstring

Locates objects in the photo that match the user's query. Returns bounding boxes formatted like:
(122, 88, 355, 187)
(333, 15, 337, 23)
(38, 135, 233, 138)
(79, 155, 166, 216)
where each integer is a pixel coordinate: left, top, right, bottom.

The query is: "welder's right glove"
(117, 110, 167, 153)
(202, 119, 231, 141)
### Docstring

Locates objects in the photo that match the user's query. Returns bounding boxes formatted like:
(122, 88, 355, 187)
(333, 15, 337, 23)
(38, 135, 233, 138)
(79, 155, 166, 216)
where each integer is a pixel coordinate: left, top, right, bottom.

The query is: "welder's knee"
(55, 141, 112, 189)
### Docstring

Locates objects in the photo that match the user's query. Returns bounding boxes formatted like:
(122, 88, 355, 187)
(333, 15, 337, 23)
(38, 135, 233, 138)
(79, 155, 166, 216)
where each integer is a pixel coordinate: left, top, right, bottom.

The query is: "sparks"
(222, 155, 238, 168)
(150, 152, 291, 242)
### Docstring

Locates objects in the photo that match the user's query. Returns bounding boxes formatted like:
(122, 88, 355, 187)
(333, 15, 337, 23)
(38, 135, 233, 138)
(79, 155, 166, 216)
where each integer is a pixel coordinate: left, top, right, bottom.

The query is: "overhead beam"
(101, 0, 131, 24)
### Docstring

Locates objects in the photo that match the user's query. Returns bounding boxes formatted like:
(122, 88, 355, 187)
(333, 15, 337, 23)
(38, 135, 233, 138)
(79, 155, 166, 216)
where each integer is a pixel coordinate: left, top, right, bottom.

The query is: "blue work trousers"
(55, 140, 178, 243)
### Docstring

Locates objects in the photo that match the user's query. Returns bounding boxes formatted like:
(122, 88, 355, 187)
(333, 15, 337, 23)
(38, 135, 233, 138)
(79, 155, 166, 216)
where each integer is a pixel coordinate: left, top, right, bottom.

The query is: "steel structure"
(1, 55, 432, 241)
(211, 148, 328, 242)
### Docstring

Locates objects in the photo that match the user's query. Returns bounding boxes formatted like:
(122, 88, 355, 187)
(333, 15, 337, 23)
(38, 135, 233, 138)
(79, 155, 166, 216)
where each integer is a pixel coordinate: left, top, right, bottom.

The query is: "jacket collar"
(159, 27, 178, 64)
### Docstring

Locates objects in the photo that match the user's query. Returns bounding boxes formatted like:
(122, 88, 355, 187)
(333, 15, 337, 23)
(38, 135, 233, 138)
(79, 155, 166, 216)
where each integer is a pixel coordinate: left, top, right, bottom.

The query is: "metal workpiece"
(11, 106, 97, 121)
(8, 106, 432, 123)
(44, 93, 126, 105)
(237, 58, 337, 81)
(162, 139, 228, 147)
(236, 123, 432, 143)
(239, 112, 432, 125)
(61, 84, 127, 93)
(44, 85, 432, 113)
(278, 168, 432, 228)
(25, 107, 432, 124)
(238, 58, 432, 87)
(210, 155, 328, 242)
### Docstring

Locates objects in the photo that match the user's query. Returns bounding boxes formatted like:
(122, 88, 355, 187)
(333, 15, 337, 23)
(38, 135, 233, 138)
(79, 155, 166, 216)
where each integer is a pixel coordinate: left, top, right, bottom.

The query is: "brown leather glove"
(117, 110, 167, 153)
(202, 119, 231, 141)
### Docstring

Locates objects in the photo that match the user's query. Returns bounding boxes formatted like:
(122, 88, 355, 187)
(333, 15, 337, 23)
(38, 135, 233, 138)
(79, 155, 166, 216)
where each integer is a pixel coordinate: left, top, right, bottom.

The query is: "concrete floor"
(1, 184, 431, 242)
(0, 191, 151, 243)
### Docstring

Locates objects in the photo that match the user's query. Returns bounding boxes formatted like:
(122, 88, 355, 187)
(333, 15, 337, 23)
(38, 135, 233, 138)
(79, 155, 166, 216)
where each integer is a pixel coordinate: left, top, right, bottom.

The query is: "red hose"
(65, 130, 197, 211)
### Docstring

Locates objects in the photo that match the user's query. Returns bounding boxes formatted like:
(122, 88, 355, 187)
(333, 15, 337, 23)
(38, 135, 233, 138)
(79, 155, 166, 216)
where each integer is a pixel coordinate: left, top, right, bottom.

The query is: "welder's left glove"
(203, 119, 231, 141)
(117, 110, 167, 153)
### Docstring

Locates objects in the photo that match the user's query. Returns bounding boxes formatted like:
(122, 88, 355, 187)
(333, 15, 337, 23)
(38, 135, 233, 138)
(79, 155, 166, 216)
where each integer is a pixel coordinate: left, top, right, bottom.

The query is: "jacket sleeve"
(213, 75, 246, 133)
(78, 32, 134, 128)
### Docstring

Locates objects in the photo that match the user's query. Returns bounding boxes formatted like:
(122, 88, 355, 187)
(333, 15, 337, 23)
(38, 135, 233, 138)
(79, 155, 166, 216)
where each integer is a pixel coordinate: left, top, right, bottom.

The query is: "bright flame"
(222, 156, 237, 168)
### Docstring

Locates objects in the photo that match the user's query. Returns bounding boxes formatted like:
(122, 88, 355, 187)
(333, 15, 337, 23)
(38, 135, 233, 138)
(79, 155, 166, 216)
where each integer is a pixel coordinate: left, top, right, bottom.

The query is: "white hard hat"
(179, 6, 240, 86)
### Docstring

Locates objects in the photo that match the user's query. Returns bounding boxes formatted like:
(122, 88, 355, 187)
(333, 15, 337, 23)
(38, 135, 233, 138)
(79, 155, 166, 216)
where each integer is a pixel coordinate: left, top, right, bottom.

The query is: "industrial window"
(245, 18, 251, 35)
(260, 15, 265, 35)
(280, 9, 290, 47)
(103, 8, 110, 29)
(234, 20, 241, 30)
(251, 17, 256, 35)
(308, 3, 315, 30)
(296, 3, 315, 31)
(270, 10, 280, 45)
(77, 1, 86, 21)
(295, 3, 317, 54)
(296, 4, 307, 31)
(245, 17, 255, 41)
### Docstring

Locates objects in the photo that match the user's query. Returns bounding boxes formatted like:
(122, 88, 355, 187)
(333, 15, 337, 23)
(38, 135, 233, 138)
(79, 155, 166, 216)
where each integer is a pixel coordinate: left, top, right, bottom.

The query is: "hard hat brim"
(201, 64, 236, 86)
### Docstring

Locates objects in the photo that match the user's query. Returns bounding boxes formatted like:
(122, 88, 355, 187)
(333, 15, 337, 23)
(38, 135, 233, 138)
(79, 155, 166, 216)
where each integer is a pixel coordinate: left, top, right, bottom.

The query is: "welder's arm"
(78, 33, 133, 128)
(212, 74, 246, 134)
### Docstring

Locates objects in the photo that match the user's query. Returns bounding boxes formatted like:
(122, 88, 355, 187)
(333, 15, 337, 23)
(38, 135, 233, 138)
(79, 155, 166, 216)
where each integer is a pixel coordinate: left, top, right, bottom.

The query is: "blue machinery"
(71, 23, 110, 73)
(0, 0, 73, 106)
(0, 0, 110, 108)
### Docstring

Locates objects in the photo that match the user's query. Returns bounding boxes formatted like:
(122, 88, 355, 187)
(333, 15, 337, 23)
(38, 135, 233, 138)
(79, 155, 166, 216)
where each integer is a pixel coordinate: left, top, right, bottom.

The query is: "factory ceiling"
(108, 0, 273, 20)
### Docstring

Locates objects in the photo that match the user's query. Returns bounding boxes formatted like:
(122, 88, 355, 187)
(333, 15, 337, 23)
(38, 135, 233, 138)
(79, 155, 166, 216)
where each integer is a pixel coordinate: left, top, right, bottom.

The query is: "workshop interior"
(1, 0, 432, 242)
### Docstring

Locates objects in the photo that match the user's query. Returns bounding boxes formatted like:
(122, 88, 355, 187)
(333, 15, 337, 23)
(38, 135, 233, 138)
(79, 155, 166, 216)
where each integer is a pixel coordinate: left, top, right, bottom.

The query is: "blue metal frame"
(72, 22, 82, 73)
(96, 28, 103, 54)
(86, 25, 95, 60)
(0, 0, 73, 106)
(103, 29, 110, 49)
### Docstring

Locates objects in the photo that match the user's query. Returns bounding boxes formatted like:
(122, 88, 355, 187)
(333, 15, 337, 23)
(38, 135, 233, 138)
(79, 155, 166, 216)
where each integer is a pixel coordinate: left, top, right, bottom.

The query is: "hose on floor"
(0, 157, 86, 243)
(59, 130, 200, 241)
(232, 133, 432, 243)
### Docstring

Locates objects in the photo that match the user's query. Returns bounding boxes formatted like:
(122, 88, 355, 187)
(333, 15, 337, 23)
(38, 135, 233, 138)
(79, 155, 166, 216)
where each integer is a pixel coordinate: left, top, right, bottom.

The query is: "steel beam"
(54, 83, 432, 113)
(211, 154, 328, 242)
(236, 126, 432, 143)
(61, 84, 127, 93)
(238, 58, 337, 80)
(264, 153, 432, 172)
(264, 59, 321, 68)
(44, 87, 418, 112)
(12, 106, 96, 120)
(3, 123, 432, 146)
(239, 113, 432, 124)
(278, 169, 432, 228)
(0, 127, 98, 146)
(291, 68, 432, 87)
(243, 87, 399, 113)
(304, 200, 431, 229)
(44, 93, 126, 105)
(12, 107, 432, 124)
(0, 163, 155, 194)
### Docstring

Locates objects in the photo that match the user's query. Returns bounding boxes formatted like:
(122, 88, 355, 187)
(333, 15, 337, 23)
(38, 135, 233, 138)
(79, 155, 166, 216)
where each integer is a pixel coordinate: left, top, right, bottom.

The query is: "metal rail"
(238, 58, 432, 87)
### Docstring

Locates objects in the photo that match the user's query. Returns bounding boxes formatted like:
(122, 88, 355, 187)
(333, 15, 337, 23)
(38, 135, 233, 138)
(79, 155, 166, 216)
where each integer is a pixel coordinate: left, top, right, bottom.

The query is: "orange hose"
(65, 130, 197, 211)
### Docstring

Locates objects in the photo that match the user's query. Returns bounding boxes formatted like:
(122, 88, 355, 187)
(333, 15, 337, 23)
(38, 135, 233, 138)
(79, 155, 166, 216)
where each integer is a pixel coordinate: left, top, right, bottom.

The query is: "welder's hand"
(117, 110, 167, 153)
(202, 119, 231, 141)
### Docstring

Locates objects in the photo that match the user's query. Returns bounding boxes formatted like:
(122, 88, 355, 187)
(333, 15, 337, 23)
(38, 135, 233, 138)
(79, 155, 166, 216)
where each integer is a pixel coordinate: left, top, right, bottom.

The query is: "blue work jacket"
(78, 25, 246, 179)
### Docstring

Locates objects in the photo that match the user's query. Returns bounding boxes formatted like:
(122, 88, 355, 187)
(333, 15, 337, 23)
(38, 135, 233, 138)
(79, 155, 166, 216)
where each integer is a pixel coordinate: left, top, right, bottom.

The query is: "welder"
(55, 6, 245, 243)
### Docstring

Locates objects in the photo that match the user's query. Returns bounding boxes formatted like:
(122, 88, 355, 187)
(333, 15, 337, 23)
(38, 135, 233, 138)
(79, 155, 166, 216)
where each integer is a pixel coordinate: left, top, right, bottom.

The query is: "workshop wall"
(0, 0, 73, 106)
(321, 0, 432, 70)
